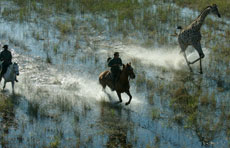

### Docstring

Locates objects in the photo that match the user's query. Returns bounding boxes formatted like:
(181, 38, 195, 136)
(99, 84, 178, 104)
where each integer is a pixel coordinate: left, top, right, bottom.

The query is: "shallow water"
(0, 1, 229, 148)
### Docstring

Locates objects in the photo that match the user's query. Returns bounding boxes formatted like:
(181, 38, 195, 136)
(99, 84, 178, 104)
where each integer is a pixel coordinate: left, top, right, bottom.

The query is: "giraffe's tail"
(177, 26, 183, 30)
(171, 32, 178, 37)
(171, 26, 183, 37)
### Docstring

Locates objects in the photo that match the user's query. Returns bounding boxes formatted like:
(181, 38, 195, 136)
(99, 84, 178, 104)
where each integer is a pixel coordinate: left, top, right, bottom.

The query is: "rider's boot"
(112, 79, 116, 91)
(112, 75, 120, 91)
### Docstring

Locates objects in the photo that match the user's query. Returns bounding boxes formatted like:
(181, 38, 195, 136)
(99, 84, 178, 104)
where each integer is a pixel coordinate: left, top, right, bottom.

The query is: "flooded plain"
(0, 0, 229, 148)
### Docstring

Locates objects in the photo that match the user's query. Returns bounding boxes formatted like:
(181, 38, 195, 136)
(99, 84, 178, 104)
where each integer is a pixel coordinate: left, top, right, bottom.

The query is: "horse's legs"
(0, 74, 3, 83)
(103, 85, 106, 89)
(101, 83, 106, 90)
(11, 81, 14, 94)
(3, 80, 6, 91)
(116, 91, 122, 103)
(99, 77, 106, 90)
(200, 58, 203, 74)
(125, 90, 132, 105)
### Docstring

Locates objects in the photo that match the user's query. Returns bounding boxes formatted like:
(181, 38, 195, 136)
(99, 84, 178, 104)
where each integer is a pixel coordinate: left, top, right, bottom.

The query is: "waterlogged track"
(0, 0, 229, 147)
(0, 19, 226, 147)
(0, 43, 220, 148)
(111, 45, 210, 71)
(12, 42, 211, 106)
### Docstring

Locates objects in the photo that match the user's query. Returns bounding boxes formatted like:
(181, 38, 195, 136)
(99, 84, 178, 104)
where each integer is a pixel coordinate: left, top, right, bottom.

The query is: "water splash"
(110, 45, 210, 70)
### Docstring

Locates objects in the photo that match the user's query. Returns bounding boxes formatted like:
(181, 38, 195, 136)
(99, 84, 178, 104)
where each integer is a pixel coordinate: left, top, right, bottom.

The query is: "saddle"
(105, 71, 114, 81)
(104, 71, 117, 91)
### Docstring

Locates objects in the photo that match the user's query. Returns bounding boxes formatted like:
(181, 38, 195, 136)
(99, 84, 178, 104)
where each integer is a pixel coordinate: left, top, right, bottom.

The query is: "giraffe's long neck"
(193, 7, 211, 30)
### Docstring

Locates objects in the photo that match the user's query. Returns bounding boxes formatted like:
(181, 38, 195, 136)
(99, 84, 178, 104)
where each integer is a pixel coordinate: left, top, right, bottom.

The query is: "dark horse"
(99, 63, 135, 105)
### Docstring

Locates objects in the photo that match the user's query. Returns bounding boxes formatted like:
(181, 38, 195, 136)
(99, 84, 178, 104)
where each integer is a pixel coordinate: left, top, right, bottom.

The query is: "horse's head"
(123, 63, 135, 79)
(13, 62, 19, 76)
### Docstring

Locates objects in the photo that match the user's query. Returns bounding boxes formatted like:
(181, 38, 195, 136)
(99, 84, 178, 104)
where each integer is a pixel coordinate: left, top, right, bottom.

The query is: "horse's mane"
(121, 63, 132, 72)
(5, 64, 13, 75)
(197, 5, 212, 19)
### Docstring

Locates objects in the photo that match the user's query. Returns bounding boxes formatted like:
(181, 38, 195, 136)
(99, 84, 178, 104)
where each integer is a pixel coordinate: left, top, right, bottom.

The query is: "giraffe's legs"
(200, 58, 203, 74)
(183, 52, 193, 72)
(189, 56, 203, 64)
(179, 44, 193, 72)
(191, 42, 205, 74)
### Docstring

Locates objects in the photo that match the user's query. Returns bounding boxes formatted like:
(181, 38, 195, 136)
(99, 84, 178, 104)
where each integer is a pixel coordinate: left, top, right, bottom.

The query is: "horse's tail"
(99, 74, 103, 84)
(99, 72, 107, 89)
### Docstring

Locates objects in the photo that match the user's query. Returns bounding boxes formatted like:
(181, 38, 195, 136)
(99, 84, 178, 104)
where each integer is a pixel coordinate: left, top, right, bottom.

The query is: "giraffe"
(178, 4, 221, 74)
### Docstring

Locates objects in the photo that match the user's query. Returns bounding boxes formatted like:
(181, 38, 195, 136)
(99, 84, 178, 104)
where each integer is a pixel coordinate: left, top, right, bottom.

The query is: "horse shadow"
(0, 90, 22, 103)
(1, 88, 9, 93)
(103, 89, 125, 105)
(1, 88, 20, 97)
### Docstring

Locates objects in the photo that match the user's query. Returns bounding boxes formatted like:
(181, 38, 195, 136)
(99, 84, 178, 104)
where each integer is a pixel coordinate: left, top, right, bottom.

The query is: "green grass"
(0, 0, 229, 146)
(135, 72, 146, 92)
(170, 86, 198, 114)
(46, 52, 52, 64)
(0, 95, 14, 113)
(53, 43, 59, 55)
(151, 108, 160, 120)
(49, 135, 60, 148)
(9, 0, 225, 48)
(28, 100, 40, 118)
(173, 0, 230, 17)
(55, 20, 73, 35)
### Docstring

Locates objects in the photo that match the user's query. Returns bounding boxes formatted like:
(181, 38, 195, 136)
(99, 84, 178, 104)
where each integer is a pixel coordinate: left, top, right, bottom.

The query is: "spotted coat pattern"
(177, 4, 221, 73)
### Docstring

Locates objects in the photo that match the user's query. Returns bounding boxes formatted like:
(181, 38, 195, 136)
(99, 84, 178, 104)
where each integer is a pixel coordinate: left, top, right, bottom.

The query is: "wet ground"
(0, 0, 229, 148)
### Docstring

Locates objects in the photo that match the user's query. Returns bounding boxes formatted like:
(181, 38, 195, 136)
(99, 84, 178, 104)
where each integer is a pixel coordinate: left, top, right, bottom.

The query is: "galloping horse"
(99, 63, 135, 105)
(0, 62, 19, 93)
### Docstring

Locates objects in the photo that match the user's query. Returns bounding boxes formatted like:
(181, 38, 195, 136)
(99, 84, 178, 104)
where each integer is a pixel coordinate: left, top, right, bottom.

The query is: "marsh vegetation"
(0, 0, 229, 147)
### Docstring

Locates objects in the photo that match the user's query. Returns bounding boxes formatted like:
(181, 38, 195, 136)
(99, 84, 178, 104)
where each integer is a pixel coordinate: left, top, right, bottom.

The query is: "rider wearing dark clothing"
(0, 45, 17, 82)
(108, 52, 123, 89)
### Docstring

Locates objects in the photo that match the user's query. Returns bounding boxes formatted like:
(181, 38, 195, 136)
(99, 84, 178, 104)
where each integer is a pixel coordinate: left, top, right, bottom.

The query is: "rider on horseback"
(0, 45, 18, 82)
(108, 52, 123, 90)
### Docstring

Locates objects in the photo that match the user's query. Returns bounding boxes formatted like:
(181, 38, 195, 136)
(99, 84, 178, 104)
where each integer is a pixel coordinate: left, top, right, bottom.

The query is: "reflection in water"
(98, 101, 133, 148)
(170, 74, 224, 146)
(0, 95, 17, 147)
(0, 0, 229, 147)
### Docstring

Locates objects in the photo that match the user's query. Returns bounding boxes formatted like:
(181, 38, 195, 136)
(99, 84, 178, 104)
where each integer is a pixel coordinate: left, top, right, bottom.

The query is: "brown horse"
(99, 63, 135, 105)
